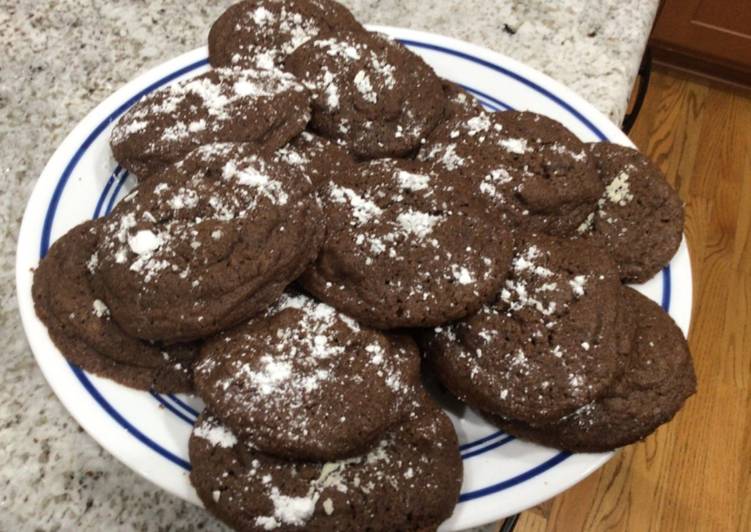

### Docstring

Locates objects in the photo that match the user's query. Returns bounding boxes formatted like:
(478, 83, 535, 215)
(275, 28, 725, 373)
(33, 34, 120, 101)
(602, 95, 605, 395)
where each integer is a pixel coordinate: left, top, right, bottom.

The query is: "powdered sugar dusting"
(195, 292, 413, 451)
(111, 67, 303, 148)
(395, 210, 442, 239)
(396, 170, 430, 191)
(329, 183, 383, 224)
(354, 70, 376, 103)
(92, 299, 110, 318)
(604, 170, 634, 206)
(499, 137, 529, 154)
(194, 419, 237, 448)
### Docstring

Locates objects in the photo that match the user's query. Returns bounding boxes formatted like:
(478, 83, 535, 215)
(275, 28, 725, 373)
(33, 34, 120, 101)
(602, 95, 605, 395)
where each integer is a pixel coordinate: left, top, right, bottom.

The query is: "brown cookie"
(284, 30, 446, 159)
(424, 234, 622, 425)
(189, 399, 461, 531)
(194, 292, 422, 461)
(491, 287, 696, 452)
(32, 219, 196, 392)
(441, 80, 485, 120)
(110, 67, 310, 180)
(300, 158, 515, 329)
(418, 110, 603, 236)
(91, 143, 323, 344)
(209, 0, 365, 69)
(275, 131, 354, 189)
(580, 142, 684, 283)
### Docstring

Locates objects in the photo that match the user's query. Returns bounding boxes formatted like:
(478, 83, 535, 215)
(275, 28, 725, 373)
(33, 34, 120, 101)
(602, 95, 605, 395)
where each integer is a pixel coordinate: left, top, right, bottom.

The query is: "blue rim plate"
(15, 25, 693, 531)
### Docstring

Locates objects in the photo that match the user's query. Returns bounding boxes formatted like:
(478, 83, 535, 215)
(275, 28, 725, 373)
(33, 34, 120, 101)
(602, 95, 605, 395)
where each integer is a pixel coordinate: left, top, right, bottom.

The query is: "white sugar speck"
(396, 210, 442, 239)
(194, 421, 237, 448)
(499, 137, 528, 154)
(605, 170, 634, 206)
(128, 230, 161, 255)
(92, 299, 110, 318)
(569, 275, 587, 296)
(396, 170, 430, 191)
(451, 264, 475, 285)
(354, 70, 377, 103)
(329, 184, 382, 224)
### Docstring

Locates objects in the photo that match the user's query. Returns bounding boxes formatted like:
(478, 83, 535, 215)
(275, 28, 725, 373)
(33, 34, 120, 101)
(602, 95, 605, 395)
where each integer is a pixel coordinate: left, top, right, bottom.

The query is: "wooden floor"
(505, 67, 751, 532)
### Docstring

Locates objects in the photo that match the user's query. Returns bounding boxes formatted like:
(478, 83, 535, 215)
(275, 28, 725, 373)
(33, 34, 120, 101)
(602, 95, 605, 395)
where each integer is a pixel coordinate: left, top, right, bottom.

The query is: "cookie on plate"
(424, 234, 622, 425)
(91, 143, 323, 344)
(580, 142, 684, 283)
(110, 67, 310, 180)
(491, 287, 696, 452)
(189, 399, 461, 532)
(284, 30, 446, 159)
(32, 220, 196, 392)
(275, 131, 354, 188)
(209, 0, 365, 69)
(441, 80, 486, 120)
(419, 110, 603, 236)
(194, 292, 422, 461)
(300, 158, 515, 329)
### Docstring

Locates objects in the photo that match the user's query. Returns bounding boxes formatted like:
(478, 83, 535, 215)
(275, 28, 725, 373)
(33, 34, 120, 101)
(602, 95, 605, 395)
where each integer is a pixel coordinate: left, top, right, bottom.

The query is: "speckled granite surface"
(0, 1, 657, 530)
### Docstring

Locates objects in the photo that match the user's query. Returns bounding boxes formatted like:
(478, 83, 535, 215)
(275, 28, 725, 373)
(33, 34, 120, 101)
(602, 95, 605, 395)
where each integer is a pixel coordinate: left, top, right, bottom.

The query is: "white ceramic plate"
(16, 26, 692, 531)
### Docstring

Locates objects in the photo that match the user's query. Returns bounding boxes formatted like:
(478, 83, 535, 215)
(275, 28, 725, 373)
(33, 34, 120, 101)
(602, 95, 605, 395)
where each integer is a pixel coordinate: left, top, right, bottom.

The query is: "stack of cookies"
(32, 0, 696, 530)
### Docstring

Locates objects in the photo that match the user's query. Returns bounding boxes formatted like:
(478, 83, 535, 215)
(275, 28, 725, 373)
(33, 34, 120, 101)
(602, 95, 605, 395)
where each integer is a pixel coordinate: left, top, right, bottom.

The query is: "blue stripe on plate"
(41, 40, 673, 498)
(662, 265, 671, 311)
(459, 430, 505, 451)
(461, 434, 515, 459)
(93, 166, 122, 218)
(459, 84, 512, 111)
(69, 364, 192, 470)
(168, 394, 201, 418)
(104, 170, 130, 215)
(150, 392, 196, 425)
(459, 451, 572, 502)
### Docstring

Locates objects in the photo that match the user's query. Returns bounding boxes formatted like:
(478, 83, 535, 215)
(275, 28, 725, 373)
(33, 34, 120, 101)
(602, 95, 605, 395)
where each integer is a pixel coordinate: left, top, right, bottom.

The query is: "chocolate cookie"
(441, 80, 486, 120)
(424, 234, 622, 425)
(580, 142, 684, 283)
(209, 0, 365, 69)
(189, 399, 461, 531)
(194, 292, 422, 461)
(275, 131, 354, 188)
(284, 30, 446, 159)
(419, 110, 603, 236)
(91, 143, 323, 344)
(492, 287, 696, 452)
(32, 220, 196, 392)
(300, 158, 515, 329)
(111, 67, 310, 180)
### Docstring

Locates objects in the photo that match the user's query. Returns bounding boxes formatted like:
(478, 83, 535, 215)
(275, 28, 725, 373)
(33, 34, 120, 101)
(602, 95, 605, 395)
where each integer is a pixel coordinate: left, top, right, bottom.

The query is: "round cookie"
(490, 287, 696, 452)
(189, 399, 461, 532)
(110, 67, 310, 180)
(91, 143, 324, 344)
(275, 131, 354, 189)
(424, 234, 622, 425)
(441, 80, 486, 120)
(32, 219, 196, 392)
(418, 110, 603, 236)
(300, 158, 515, 329)
(194, 292, 422, 461)
(581, 142, 684, 283)
(209, 0, 365, 69)
(284, 30, 446, 159)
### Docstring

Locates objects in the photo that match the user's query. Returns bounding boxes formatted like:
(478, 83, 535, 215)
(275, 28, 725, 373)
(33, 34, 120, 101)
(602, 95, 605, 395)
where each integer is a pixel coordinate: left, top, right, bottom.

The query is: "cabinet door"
(651, 0, 751, 84)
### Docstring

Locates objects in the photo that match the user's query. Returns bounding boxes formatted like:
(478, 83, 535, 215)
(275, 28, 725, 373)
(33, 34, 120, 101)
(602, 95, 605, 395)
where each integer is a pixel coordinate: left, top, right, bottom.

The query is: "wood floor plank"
(513, 66, 751, 532)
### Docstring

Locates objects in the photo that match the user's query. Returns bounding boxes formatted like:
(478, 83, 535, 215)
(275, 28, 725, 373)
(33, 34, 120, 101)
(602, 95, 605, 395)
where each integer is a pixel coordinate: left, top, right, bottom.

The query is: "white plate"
(15, 25, 692, 531)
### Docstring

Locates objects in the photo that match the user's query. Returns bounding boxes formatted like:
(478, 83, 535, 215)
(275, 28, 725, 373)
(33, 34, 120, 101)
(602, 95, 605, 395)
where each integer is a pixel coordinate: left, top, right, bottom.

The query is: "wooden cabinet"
(650, 0, 751, 85)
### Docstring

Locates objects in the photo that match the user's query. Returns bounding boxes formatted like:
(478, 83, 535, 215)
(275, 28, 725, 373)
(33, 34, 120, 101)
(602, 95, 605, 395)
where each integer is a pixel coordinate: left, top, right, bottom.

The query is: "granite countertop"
(0, 1, 658, 530)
